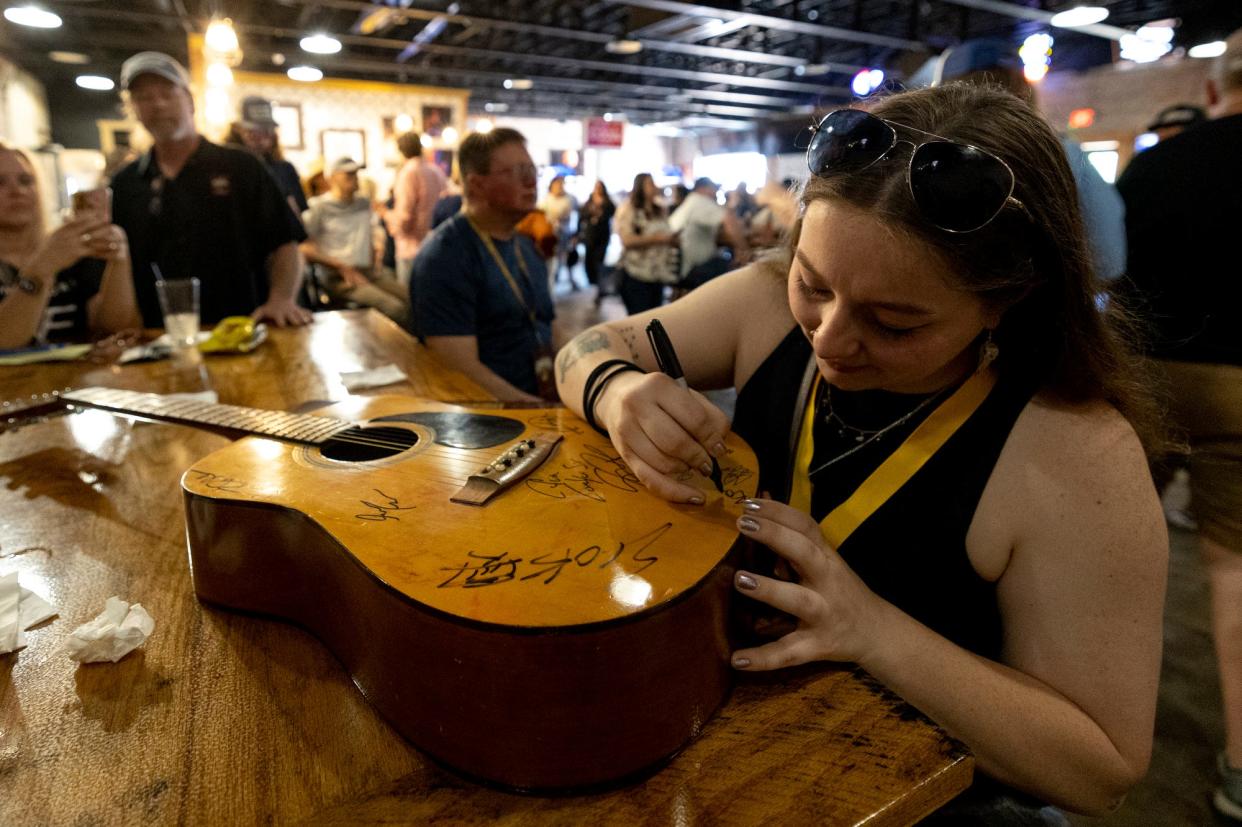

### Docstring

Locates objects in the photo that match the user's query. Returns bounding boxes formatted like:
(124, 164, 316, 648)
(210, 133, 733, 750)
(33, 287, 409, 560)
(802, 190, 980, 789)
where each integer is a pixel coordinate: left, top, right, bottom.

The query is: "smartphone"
(72, 187, 111, 219)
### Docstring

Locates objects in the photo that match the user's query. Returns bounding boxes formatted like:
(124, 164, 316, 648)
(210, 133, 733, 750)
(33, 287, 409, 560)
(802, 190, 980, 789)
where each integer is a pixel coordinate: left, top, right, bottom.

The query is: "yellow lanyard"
(465, 216, 540, 331)
(789, 366, 998, 549)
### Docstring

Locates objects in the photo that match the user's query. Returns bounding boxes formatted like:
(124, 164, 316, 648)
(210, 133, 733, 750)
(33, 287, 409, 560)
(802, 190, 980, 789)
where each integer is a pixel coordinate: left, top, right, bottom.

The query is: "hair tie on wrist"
(582, 359, 644, 436)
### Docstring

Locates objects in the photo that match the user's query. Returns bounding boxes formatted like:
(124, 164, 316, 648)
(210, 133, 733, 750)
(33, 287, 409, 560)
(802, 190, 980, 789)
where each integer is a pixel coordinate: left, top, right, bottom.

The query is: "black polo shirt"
(1117, 113, 1242, 365)
(112, 138, 306, 326)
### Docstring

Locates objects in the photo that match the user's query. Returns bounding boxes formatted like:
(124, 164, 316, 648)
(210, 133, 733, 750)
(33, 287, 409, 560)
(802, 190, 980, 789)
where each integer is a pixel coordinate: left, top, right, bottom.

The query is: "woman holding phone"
(0, 142, 140, 348)
(556, 85, 1166, 820)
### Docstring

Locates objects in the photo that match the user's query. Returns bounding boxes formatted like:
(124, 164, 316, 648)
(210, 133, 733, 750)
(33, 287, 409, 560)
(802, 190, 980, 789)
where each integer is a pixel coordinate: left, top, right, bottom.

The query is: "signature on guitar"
(438, 523, 670, 589)
(186, 469, 247, 492)
(524, 444, 641, 502)
(355, 489, 416, 522)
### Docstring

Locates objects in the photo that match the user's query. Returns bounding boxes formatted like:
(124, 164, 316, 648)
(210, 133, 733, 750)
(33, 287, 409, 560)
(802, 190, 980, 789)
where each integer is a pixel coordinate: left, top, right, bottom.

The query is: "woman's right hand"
(26, 215, 115, 276)
(596, 371, 731, 503)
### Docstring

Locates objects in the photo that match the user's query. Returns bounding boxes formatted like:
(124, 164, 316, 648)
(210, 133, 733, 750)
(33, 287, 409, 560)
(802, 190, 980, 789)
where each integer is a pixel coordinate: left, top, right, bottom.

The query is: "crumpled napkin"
(340, 363, 407, 391)
(64, 596, 154, 663)
(0, 571, 59, 654)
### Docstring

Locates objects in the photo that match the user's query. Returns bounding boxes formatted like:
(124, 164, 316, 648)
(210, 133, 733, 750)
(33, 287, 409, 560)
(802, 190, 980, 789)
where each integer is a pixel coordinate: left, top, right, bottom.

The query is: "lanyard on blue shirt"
(465, 215, 539, 332)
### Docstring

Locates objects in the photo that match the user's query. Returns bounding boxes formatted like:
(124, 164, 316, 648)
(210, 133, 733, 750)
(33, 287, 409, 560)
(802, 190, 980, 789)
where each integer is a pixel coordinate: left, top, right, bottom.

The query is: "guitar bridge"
(450, 432, 563, 506)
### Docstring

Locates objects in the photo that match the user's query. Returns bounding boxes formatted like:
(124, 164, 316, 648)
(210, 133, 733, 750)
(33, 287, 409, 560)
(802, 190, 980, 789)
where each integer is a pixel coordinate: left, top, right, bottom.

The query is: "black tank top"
(733, 327, 1039, 660)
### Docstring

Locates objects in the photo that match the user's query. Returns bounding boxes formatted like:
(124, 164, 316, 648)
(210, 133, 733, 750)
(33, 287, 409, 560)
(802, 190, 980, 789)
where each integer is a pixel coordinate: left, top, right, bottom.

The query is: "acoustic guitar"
(3, 387, 759, 791)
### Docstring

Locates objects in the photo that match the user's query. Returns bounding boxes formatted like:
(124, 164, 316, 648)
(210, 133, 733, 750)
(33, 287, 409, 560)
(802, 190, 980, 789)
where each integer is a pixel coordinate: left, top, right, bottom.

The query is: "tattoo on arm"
(616, 325, 642, 362)
(557, 329, 611, 382)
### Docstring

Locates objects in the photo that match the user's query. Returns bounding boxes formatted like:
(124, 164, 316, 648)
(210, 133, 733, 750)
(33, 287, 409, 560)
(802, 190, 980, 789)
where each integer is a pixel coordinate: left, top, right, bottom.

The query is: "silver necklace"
(807, 384, 946, 477)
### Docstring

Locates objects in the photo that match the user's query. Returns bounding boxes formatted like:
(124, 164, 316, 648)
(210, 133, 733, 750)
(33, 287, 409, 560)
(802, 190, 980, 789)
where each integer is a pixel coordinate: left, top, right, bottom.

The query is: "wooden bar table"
(0, 310, 971, 825)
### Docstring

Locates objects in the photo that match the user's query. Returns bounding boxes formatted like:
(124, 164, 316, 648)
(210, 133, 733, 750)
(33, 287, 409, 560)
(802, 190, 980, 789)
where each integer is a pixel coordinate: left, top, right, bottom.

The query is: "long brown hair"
(786, 84, 1161, 453)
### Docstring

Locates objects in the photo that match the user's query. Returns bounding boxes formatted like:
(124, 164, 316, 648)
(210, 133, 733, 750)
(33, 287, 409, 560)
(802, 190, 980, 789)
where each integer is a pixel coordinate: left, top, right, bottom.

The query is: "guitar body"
(181, 394, 759, 791)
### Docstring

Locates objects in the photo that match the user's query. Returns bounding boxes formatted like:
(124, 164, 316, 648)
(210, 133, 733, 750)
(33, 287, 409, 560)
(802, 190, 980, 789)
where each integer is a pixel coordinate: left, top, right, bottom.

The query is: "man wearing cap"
(235, 96, 309, 216)
(110, 51, 311, 327)
(1117, 29, 1242, 822)
(384, 130, 446, 288)
(913, 37, 1128, 282)
(301, 157, 407, 325)
(1145, 103, 1208, 143)
(668, 177, 749, 290)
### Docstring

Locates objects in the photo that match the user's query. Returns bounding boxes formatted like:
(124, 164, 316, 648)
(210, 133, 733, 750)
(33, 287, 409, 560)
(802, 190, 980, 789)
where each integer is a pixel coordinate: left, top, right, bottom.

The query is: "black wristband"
(582, 359, 644, 436)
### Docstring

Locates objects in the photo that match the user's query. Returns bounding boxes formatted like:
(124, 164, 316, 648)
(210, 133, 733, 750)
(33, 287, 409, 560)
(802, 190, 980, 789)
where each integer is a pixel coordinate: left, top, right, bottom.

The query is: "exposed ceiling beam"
(931, 0, 1133, 41)
(278, 0, 825, 70)
(606, 0, 924, 51)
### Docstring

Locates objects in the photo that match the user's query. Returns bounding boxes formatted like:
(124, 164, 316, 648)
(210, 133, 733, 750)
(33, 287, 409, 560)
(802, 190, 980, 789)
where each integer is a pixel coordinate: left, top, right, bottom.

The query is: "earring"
(806, 327, 818, 341)
(977, 329, 999, 371)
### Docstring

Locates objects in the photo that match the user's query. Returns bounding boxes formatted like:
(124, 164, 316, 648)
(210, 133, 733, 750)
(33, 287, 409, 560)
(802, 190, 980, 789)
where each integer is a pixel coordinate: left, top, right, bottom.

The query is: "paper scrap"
(0, 572, 20, 654)
(340, 363, 408, 391)
(64, 596, 154, 664)
(0, 572, 59, 654)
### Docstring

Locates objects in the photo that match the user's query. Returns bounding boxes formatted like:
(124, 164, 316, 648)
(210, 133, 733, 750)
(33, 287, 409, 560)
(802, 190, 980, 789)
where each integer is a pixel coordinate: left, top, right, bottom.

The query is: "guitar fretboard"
(65, 387, 354, 445)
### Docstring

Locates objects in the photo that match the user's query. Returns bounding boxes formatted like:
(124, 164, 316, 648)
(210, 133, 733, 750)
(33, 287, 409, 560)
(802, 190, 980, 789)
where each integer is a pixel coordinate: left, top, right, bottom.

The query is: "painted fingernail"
(742, 499, 761, 512)
(732, 657, 751, 669)
(688, 495, 705, 506)
(736, 572, 758, 590)
(712, 442, 726, 457)
(700, 461, 713, 476)
(738, 516, 759, 532)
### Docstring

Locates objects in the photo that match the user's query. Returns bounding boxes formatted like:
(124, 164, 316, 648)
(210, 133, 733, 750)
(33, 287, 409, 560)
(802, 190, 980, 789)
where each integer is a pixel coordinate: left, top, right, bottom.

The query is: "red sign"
(585, 118, 624, 148)
(1068, 108, 1096, 129)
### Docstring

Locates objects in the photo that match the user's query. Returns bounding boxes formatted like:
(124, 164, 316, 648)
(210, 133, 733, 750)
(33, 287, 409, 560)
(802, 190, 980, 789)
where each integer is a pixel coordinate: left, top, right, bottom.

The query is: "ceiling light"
(483, 102, 508, 113)
(1135, 23, 1175, 45)
(75, 75, 114, 91)
(1119, 34, 1172, 63)
(851, 68, 885, 97)
(204, 17, 242, 66)
(442, 126, 459, 144)
(394, 113, 415, 133)
(605, 39, 643, 55)
(419, 133, 432, 147)
(271, 53, 286, 66)
(504, 78, 533, 90)
(475, 118, 494, 134)
(1189, 40, 1227, 59)
(206, 62, 234, 87)
(286, 65, 323, 82)
(300, 34, 342, 55)
(4, 5, 61, 28)
(49, 51, 90, 65)
(1049, 6, 1108, 28)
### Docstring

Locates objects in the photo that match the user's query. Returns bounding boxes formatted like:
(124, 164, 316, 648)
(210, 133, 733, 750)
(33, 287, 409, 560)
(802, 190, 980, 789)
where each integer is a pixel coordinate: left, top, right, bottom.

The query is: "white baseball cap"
(120, 51, 191, 91)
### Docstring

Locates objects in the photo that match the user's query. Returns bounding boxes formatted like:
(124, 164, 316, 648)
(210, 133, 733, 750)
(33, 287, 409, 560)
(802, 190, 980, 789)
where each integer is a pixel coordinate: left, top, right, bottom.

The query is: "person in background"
(431, 175, 463, 229)
(409, 127, 555, 402)
(232, 97, 308, 217)
(669, 177, 750, 290)
(577, 180, 615, 305)
(1117, 29, 1242, 821)
(304, 159, 330, 199)
(385, 131, 446, 289)
(110, 52, 310, 327)
(556, 84, 1165, 821)
(538, 175, 579, 290)
(727, 182, 758, 224)
(615, 172, 679, 316)
(920, 38, 1128, 283)
(1145, 103, 1208, 143)
(0, 143, 139, 347)
(749, 178, 798, 250)
(300, 157, 407, 325)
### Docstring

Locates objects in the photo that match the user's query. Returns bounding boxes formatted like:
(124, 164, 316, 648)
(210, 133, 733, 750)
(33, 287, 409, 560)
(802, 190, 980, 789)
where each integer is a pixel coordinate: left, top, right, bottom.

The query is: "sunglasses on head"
(806, 108, 1026, 234)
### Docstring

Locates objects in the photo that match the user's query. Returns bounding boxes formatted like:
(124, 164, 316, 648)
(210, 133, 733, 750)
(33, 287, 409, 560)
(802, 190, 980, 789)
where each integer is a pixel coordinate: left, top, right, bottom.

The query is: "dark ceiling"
(3, 0, 1240, 130)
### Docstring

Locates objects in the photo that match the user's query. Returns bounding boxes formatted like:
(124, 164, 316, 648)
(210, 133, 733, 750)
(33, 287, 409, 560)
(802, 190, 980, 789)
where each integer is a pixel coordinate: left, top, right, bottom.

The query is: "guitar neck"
(64, 387, 354, 446)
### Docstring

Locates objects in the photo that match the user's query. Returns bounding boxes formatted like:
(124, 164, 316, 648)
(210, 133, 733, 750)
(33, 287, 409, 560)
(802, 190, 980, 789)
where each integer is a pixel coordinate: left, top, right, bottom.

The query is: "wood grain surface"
(0, 310, 972, 825)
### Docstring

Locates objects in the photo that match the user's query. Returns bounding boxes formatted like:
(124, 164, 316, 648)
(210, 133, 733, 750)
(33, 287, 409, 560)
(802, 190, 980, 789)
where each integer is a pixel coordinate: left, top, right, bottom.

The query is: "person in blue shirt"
(914, 38, 1128, 282)
(409, 128, 556, 402)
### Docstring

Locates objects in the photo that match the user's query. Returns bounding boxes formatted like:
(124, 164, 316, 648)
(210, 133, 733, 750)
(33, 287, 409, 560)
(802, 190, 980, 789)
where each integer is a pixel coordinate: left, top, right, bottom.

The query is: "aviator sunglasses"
(806, 108, 1026, 233)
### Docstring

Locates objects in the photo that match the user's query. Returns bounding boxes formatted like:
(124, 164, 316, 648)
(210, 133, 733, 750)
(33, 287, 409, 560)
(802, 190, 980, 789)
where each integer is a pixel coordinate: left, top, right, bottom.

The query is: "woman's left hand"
(731, 498, 890, 670)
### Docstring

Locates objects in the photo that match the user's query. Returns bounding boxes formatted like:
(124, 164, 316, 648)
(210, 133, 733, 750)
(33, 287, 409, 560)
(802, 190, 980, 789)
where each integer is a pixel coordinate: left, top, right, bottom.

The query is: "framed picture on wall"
(320, 128, 367, 168)
(421, 105, 452, 137)
(271, 102, 303, 150)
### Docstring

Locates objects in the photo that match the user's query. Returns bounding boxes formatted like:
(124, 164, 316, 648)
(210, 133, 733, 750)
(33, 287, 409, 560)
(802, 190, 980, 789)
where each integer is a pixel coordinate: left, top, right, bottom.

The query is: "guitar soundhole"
(319, 426, 419, 462)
